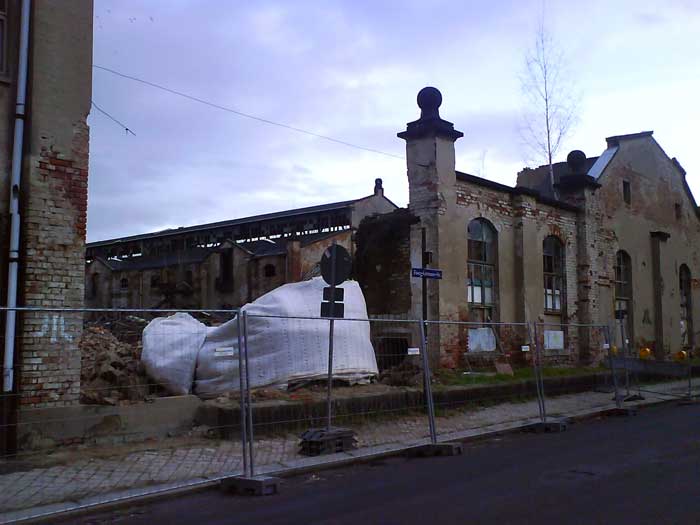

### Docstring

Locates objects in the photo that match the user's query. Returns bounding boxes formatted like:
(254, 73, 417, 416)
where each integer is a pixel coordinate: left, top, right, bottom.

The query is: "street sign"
(323, 287, 344, 302)
(321, 245, 352, 286)
(321, 301, 344, 318)
(412, 267, 442, 279)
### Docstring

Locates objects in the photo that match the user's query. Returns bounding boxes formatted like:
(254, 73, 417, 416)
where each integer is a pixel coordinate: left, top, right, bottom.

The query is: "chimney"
(374, 178, 384, 197)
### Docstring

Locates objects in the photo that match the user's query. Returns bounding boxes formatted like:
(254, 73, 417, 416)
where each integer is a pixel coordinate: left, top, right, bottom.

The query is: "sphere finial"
(566, 150, 586, 173)
(417, 87, 442, 119)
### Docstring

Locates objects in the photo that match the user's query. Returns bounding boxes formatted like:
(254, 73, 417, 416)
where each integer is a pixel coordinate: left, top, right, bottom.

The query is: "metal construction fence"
(0, 307, 697, 521)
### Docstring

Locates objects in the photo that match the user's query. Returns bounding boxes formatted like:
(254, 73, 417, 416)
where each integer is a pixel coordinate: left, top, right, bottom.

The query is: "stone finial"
(417, 87, 442, 120)
(374, 178, 384, 196)
(397, 87, 463, 142)
(566, 150, 587, 174)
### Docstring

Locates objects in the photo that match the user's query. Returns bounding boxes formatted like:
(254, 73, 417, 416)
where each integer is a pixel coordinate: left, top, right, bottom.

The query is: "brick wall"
(19, 143, 89, 407)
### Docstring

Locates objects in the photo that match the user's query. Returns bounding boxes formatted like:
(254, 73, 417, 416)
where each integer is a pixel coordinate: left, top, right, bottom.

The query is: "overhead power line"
(91, 100, 136, 136)
(93, 64, 403, 160)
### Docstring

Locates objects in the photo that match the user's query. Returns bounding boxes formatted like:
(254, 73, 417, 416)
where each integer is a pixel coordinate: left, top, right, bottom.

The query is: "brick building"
(0, 0, 92, 454)
(358, 87, 700, 367)
(85, 180, 396, 309)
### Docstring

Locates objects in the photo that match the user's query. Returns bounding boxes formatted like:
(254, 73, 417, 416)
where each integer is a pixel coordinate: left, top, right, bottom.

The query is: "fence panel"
(423, 321, 546, 439)
(240, 314, 435, 476)
(608, 317, 696, 403)
(0, 307, 245, 520)
(532, 323, 625, 425)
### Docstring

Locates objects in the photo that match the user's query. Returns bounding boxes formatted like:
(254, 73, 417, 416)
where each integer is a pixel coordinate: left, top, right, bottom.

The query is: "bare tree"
(520, 11, 579, 190)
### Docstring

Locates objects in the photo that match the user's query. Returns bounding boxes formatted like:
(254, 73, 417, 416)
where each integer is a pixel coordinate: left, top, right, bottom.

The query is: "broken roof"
(88, 191, 392, 249)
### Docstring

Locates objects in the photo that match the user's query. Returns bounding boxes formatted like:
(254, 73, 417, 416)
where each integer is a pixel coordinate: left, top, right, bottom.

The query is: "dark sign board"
(321, 245, 352, 286)
(412, 267, 442, 280)
(321, 301, 344, 318)
(323, 287, 344, 302)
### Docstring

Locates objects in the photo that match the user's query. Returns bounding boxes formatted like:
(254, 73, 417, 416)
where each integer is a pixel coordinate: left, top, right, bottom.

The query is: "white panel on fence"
(468, 327, 496, 352)
(141, 312, 208, 395)
(544, 330, 565, 351)
(142, 277, 378, 398)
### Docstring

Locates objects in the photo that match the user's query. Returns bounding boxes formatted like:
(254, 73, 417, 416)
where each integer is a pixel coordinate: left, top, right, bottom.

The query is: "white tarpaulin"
(141, 277, 378, 398)
(141, 312, 208, 395)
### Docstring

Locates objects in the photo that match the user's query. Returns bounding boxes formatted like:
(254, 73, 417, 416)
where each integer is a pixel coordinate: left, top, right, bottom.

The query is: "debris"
(378, 358, 422, 387)
(79, 326, 152, 405)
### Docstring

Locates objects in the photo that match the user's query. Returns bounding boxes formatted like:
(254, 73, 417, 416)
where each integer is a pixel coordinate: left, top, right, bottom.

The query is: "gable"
(596, 135, 699, 224)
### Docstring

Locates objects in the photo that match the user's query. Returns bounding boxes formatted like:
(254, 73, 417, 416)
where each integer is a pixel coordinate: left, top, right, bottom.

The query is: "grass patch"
(435, 366, 602, 387)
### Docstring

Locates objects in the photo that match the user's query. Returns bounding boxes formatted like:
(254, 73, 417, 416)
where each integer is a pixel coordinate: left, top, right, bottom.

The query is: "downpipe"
(3, 0, 31, 393)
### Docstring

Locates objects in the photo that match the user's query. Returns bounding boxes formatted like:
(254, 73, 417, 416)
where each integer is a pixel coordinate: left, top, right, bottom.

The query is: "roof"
(456, 171, 580, 212)
(94, 247, 213, 272)
(87, 195, 379, 249)
(606, 131, 654, 146)
(237, 239, 287, 257)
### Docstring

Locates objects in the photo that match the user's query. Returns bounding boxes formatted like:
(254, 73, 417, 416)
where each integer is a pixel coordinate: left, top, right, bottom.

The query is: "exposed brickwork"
(19, 139, 89, 407)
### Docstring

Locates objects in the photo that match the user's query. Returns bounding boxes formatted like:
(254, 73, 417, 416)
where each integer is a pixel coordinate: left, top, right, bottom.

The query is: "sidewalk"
(0, 379, 692, 523)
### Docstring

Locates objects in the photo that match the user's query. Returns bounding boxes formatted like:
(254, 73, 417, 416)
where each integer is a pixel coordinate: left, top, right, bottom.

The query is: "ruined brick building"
(85, 180, 396, 309)
(357, 87, 700, 367)
(0, 0, 92, 451)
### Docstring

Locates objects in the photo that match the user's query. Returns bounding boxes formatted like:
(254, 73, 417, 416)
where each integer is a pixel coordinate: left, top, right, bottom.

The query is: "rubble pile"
(79, 326, 151, 405)
(378, 358, 423, 387)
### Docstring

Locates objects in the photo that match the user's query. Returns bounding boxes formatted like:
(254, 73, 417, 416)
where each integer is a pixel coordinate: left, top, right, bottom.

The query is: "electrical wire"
(93, 64, 403, 159)
(91, 100, 136, 136)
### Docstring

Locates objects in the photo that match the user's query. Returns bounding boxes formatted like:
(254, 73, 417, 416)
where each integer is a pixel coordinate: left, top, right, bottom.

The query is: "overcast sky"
(88, 0, 700, 242)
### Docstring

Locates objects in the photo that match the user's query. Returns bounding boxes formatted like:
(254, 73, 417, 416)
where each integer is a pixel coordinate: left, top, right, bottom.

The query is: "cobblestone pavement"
(0, 380, 692, 519)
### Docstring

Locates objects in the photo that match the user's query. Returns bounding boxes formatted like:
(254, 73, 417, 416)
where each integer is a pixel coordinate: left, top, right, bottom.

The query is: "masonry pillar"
(398, 87, 463, 367)
(556, 151, 602, 364)
(16, 2, 93, 409)
(650, 231, 670, 359)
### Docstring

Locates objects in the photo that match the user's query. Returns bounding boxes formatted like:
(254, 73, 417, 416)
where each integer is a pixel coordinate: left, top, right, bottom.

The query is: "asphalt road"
(53, 403, 700, 525)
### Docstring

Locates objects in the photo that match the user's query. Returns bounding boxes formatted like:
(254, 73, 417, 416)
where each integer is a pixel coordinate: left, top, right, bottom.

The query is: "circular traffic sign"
(320, 244, 352, 286)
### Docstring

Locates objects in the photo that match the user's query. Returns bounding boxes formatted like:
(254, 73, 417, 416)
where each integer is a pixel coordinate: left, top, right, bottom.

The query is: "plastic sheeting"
(141, 277, 378, 398)
(141, 312, 208, 395)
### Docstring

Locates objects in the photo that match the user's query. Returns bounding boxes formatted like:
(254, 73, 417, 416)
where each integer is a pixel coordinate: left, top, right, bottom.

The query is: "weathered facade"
(86, 181, 396, 309)
(0, 0, 92, 414)
(359, 88, 700, 367)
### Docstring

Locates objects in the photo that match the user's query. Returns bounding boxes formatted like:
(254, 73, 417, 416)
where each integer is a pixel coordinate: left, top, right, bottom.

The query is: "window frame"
(614, 250, 634, 347)
(680, 264, 693, 348)
(622, 180, 631, 205)
(467, 218, 497, 323)
(543, 236, 565, 313)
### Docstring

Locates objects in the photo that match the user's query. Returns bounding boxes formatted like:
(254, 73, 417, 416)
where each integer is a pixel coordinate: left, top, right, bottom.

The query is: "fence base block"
(624, 394, 645, 402)
(406, 442, 463, 457)
(529, 418, 568, 433)
(220, 475, 281, 496)
(299, 427, 357, 456)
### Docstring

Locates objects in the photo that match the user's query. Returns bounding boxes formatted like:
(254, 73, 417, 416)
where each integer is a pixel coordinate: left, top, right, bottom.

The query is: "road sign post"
(300, 242, 356, 455)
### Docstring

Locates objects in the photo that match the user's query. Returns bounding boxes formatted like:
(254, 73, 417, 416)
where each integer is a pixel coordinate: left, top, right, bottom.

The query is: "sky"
(88, 0, 700, 242)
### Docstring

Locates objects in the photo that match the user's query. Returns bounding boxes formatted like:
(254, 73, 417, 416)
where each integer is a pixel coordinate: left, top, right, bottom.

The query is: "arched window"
(467, 218, 497, 322)
(264, 264, 276, 278)
(680, 265, 693, 348)
(120, 277, 129, 290)
(614, 251, 633, 345)
(543, 236, 565, 312)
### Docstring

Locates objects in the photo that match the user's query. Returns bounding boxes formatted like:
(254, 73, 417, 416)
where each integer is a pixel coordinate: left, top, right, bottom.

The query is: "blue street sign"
(412, 267, 443, 279)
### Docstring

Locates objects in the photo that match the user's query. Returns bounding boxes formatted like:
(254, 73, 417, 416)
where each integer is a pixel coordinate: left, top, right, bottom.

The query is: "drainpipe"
(3, 0, 31, 393)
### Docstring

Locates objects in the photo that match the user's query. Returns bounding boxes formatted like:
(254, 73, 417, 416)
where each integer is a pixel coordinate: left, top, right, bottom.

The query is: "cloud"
(88, 0, 700, 242)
